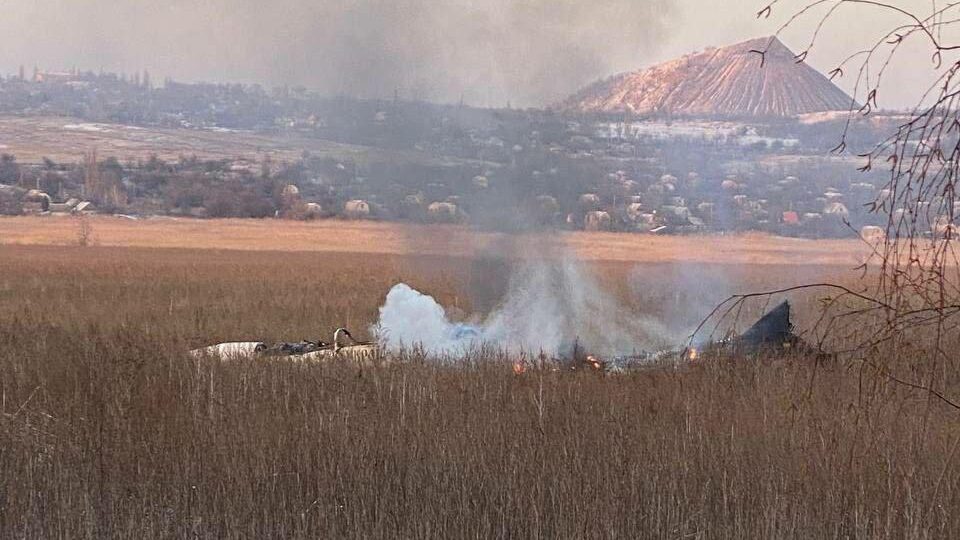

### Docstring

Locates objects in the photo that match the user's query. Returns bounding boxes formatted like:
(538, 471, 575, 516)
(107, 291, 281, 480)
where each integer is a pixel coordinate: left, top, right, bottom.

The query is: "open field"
(3, 243, 960, 537)
(0, 215, 870, 266)
(0, 115, 486, 167)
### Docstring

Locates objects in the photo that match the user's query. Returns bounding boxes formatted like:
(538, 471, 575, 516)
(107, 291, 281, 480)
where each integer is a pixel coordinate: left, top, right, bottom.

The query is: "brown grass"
(0, 215, 869, 266)
(2, 244, 959, 538)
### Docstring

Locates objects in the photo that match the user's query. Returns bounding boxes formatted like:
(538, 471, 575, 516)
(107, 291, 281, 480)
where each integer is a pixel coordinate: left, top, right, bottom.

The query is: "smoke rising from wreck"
(377, 231, 674, 357)
(377, 260, 672, 357)
(0, 0, 673, 107)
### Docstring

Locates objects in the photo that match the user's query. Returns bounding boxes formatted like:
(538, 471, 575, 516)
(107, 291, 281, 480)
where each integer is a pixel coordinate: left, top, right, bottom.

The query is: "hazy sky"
(0, 0, 951, 109)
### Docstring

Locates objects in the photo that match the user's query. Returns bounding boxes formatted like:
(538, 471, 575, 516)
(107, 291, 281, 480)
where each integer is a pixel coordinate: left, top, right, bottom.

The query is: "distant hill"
(559, 37, 854, 117)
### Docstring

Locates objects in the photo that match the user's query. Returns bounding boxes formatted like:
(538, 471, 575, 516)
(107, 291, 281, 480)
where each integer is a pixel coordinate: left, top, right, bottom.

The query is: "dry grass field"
(0, 215, 870, 266)
(2, 222, 959, 538)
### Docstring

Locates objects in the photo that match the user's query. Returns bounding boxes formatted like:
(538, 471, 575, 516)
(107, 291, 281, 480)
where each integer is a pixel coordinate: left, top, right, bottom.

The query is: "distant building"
(22, 189, 51, 214)
(823, 202, 850, 220)
(861, 226, 885, 243)
(427, 202, 458, 222)
(344, 200, 371, 219)
(75, 201, 96, 214)
(49, 199, 79, 213)
(584, 211, 612, 231)
(302, 202, 323, 219)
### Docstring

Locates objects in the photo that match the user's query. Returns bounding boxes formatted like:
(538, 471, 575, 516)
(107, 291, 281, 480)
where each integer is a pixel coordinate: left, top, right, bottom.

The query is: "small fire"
(586, 355, 604, 371)
(513, 361, 528, 375)
(687, 347, 699, 361)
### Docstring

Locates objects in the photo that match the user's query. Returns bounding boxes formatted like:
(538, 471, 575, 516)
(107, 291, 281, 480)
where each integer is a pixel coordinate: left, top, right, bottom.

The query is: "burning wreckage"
(527, 300, 817, 373)
(684, 300, 819, 360)
(189, 292, 815, 372)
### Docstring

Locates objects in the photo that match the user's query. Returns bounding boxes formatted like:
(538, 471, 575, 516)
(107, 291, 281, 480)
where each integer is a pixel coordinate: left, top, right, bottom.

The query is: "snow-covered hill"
(559, 37, 854, 117)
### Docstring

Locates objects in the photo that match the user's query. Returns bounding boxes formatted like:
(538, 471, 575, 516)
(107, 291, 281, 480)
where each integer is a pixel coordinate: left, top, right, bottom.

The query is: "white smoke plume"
(375, 283, 482, 354)
(375, 257, 672, 357)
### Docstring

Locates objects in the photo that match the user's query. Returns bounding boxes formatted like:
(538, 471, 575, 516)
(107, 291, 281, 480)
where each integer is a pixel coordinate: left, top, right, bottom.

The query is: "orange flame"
(687, 347, 699, 361)
(513, 361, 527, 375)
(586, 355, 603, 371)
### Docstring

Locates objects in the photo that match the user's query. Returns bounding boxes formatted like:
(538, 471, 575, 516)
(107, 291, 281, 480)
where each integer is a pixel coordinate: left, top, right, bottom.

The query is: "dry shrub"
(75, 214, 93, 247)
(1, 245, 959, 538)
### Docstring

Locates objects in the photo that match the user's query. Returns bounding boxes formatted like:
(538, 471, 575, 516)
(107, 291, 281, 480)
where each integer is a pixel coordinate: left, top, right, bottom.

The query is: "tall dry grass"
(2, 245, 959, 538)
